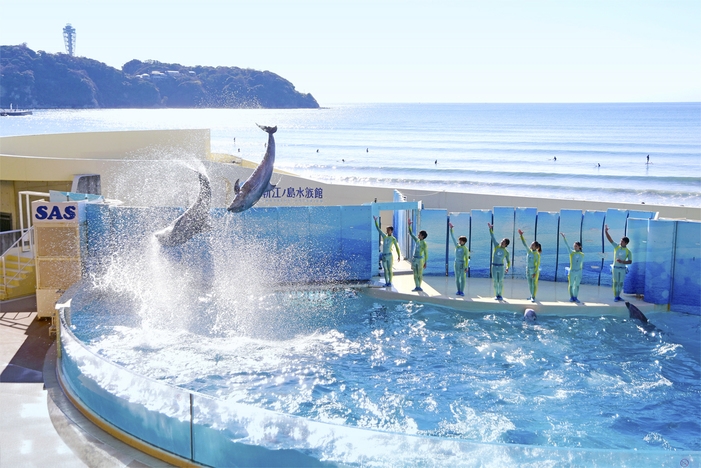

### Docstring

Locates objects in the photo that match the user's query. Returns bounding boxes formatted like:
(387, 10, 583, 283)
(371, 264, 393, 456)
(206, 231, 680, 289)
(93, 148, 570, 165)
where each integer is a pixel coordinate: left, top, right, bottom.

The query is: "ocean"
(1, 103, 699, 207)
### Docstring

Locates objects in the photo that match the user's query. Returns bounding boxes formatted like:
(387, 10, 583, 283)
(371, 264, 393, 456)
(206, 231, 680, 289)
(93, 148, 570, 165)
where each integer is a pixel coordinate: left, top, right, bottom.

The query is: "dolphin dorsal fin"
(264, 183, 276, 193)
(234, 179, 241, 194)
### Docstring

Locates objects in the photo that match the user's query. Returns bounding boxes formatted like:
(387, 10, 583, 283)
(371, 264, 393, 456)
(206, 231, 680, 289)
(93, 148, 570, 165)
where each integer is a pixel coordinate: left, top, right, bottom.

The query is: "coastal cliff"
(0, 44, 319, 109)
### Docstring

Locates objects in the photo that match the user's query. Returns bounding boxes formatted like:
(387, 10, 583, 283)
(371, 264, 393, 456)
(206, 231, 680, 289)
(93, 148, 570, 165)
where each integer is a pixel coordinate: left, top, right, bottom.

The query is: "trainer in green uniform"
(374, 216, 401, 287)
(605, 224, 632, 302)
(561, 232, 585, 303)
(408, 219, 428, 292)
(488, 223, 511, 301)
(518, 229, 541, 303)
(449, 222, 470, 296)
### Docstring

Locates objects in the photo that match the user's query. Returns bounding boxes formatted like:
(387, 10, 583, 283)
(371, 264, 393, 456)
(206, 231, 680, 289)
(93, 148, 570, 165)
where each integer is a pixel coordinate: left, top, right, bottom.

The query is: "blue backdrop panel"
(625, 218, 648, 295)
(535, 212, 559, 282)
(340, 205, 373, 280)
(492, 207, 515, 277)
(447, 212, 471, 277)
(417, 209, 448, 276)
(644, 220, 676, 305)
(512, 208, 537, 279)
(601, 209, 629, 287)
(581, 211, 606, 285)
(277, 207, 310, 252)
(470, 210, 493, 278)
(309, 206, 343, 280)
(671, 221, 701, 314)
(85, 204, 112, 271)
(627, 210, 655, 220)
(557, 210, 583, 283)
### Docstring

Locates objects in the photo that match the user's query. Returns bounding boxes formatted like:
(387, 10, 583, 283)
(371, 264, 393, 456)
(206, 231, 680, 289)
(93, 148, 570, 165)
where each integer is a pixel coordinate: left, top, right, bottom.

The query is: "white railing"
(18, 191, 49, 252)
(1, 227, 35, 295)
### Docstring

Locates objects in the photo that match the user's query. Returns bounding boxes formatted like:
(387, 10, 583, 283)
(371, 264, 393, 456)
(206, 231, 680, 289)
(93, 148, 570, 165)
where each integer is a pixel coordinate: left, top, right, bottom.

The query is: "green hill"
(0, 45, 319, 109)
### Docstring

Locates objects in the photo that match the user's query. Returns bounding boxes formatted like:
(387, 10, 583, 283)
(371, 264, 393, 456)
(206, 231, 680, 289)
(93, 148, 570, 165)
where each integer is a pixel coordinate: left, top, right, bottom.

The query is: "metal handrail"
(18, 191, 49, 252)
(1, 227, 35, 293)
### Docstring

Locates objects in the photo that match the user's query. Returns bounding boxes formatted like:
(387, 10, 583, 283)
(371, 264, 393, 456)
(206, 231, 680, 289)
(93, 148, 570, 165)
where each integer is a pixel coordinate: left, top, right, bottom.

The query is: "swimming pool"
(60, 283, 700, 466)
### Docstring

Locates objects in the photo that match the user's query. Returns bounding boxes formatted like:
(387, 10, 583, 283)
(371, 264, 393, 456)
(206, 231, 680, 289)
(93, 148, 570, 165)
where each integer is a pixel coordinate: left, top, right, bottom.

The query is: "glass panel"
(535, 212, 559, 282)
(581, 211, 606, 285)
(671, 221, 701, 314)
(625, 218, 648, 296)
(557, 210, 583, 283)
(512, 208, 537, 280)
(341, 205, 373, 280)
(447, 212, 471, 277)
(627, 210, 655, 220)
(309, 206, 343, 282)
(469, 210, 493, 278)
(644, 220, 676, 305)
(59, 311, 192, 459)
(492, 207, 515, 277)
(601, 209, 629, 287)
(417, 209, 448, 276)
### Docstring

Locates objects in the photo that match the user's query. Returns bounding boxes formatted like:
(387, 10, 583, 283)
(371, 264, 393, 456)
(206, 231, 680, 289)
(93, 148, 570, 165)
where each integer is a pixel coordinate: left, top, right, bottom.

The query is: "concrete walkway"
(0, 273, 650, 467)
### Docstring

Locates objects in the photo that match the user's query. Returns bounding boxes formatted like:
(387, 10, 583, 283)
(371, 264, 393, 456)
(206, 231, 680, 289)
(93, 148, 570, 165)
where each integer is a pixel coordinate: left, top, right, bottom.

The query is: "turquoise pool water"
(68, 287, 701, 453)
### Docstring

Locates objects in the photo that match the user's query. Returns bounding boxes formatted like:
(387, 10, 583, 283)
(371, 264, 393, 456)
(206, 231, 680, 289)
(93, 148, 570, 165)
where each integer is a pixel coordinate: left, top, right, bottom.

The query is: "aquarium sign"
(262, 186, 323, 200)
(32, 201, 84, 224)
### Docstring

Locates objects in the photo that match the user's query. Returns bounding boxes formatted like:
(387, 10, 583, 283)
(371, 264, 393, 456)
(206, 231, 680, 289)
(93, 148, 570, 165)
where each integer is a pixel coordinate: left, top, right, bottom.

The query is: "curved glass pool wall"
(58, 291, 694, 467)
(394, 196, 700, 314)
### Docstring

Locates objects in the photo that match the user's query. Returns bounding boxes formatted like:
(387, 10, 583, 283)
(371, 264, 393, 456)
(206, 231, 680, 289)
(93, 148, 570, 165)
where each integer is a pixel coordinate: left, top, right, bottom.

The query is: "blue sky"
(1, 0, 699, 105)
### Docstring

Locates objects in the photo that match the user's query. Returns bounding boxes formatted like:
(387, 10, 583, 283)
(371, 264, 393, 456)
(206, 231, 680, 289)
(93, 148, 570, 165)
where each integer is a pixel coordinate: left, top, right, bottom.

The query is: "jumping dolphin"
(155, 171, 212, 247)
(227, 124, 277, 213)
(624, 301, 649, 324)
(523, 308, 537, 322)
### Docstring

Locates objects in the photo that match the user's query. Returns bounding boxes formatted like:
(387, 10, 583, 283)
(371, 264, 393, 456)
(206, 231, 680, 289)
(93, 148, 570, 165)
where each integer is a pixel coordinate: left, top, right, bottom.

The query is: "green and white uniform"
(519, 234, 541, 300)
(409, 224, 428, 290)
(489, 229, 511, 298)
(610, 240, 632, 299)
(450, 228, 469, 295)
(374, 218, 401, 285)
(562, 235, 584, 300)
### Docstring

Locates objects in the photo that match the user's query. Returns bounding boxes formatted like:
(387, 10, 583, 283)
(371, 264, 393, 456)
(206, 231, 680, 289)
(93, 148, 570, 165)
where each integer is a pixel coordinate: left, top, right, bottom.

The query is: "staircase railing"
(1, 227, 35, 295)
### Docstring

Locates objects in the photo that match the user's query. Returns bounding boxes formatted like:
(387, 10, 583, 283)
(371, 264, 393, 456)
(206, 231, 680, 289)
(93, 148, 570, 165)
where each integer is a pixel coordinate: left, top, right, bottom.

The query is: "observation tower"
(63, 24, 76, 56)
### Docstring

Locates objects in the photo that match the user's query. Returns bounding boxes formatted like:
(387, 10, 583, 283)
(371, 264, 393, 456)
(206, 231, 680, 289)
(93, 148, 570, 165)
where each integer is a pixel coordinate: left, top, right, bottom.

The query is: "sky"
(1, 0, 700, 105)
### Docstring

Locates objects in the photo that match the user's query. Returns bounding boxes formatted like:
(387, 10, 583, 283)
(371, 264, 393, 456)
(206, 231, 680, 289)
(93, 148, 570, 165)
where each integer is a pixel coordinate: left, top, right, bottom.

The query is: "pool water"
(69, 287, 701, 452)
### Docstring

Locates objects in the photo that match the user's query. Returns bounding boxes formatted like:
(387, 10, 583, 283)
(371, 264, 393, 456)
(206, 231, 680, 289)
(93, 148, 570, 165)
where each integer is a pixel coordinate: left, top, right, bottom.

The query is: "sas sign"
(32, 201, 82, 224)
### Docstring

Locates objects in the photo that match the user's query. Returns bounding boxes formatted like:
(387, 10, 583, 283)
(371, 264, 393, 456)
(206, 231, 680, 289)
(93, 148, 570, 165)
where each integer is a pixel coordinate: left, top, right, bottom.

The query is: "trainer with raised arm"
(374, 216, 401, 287)
(561, 233, 584, 303)
(518, 229, 541, 303)
(605, 224, 632, 302)
(488, 223, 510, 301)
(408, 219, 428, 292)
(449, 222, 470, 296)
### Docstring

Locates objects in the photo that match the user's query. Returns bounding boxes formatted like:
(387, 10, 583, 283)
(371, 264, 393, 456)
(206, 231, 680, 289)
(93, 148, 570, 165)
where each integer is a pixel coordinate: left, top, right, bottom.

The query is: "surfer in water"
(561, 233, 584, 303)
(605, 224, 632, 302)
(449, 222, 469, 296)
(374, 216, 401, 287)
(518, 229, 540, 302)
(488, 223, 510, 301)
(408, 219, 428, 292)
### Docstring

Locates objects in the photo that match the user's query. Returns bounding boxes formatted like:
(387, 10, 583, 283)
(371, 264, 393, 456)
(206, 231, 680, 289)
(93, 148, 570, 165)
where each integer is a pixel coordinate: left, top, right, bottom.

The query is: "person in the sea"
(604, 224, 632, 302)
(408, 219, 428, 292)
(449, 222, 469, 296)
(517, 229, 540, 302)
(373, 216, 401, 287)
(488, 223, 510, 300)
(561, 232, 584, 303)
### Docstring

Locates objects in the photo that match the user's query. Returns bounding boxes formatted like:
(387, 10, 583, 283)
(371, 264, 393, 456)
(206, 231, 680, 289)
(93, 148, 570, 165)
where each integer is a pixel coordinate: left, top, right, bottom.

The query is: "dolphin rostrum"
(155, 171, 212, 247)
(523, 308, 537, 322)
(227, 124, 277, 213)
(624, 301, 649, 324)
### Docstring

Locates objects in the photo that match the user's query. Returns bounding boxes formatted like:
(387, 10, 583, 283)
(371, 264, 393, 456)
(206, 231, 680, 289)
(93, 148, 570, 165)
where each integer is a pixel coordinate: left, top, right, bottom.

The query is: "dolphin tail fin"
(264, 183, 276, 193)
(234, 179, 241, 194)
(256, 124, 278, 134)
